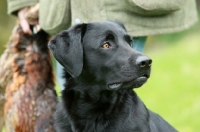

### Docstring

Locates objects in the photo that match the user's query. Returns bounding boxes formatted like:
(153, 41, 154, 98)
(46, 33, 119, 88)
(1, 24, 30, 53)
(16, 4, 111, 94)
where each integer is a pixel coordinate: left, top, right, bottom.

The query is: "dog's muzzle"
(108, 55, 152, 90)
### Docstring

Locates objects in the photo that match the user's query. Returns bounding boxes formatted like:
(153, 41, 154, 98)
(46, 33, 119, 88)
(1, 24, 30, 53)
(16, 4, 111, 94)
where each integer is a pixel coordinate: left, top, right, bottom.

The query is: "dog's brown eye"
(102, 42, 110, 49)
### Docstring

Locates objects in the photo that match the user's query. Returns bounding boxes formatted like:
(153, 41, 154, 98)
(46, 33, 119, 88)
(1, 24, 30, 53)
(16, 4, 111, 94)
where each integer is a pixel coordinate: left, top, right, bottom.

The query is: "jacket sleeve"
(7, 0, 38, 15)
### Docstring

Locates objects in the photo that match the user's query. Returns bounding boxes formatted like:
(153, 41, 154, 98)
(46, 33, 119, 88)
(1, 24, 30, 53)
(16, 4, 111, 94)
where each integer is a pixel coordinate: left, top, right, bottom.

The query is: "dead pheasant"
(3, 23, 57, 132)
(0, 4, 57, 132)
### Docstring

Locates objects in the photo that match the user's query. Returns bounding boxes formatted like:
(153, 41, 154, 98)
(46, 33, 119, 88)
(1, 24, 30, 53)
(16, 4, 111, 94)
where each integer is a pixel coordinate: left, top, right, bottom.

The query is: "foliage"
(0, 1, 16, 54)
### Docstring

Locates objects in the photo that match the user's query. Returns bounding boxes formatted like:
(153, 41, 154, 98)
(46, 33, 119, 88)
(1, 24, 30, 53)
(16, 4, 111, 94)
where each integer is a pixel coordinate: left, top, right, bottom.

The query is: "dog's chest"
(68, 103, 151, 132)
(61, 89, 151, 132)
(69, 115, 150, 132)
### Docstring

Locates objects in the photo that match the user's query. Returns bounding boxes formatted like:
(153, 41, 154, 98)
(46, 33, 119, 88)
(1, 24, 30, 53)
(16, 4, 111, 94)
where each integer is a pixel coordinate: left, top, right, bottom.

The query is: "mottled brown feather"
(2, 23, 57, 132)
(0, 24, 25, 130)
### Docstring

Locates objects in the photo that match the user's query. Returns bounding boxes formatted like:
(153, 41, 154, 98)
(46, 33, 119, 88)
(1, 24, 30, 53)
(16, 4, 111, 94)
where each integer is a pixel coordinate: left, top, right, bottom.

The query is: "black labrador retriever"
(48, 21, 177, 132)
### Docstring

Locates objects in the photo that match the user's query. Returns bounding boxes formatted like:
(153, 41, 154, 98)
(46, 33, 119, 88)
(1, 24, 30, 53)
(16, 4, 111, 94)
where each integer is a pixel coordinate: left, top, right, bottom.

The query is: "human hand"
(18, 4, 40, 34)
(18, 8, 32, 34)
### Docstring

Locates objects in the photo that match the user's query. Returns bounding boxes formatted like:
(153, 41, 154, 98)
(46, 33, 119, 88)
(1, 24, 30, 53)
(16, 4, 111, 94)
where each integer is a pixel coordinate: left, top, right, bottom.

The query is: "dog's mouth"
(108, 83, 123, 89)
(108, 74, 149, 90)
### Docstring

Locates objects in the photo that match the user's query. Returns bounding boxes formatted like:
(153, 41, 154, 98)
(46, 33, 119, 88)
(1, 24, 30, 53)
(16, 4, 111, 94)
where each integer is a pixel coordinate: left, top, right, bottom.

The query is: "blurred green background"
(0, 0, 200, 132)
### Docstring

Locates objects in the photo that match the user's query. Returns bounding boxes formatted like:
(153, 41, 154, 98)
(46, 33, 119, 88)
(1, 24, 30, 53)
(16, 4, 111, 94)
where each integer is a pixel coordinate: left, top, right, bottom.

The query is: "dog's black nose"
(136, 56, 152, 68)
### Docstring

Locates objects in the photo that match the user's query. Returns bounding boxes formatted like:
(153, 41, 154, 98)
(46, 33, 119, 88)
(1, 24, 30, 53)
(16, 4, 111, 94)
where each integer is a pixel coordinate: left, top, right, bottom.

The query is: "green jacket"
(7, 0, 198, 36)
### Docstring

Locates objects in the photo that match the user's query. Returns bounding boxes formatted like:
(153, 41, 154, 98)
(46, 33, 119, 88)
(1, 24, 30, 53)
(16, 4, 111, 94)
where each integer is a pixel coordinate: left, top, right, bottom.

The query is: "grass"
(136, 33, 200, 132)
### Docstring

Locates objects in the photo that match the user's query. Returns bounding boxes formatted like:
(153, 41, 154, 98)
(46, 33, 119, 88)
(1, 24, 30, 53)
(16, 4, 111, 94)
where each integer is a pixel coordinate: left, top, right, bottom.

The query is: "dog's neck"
(62, 72, 138, 106)
(61, 74, 150, 131)
(62, 77, 138, 110)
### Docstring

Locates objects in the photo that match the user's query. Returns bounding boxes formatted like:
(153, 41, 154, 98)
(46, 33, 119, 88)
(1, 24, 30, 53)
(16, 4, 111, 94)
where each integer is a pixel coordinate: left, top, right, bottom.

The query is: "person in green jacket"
(7, 0, 198, 90)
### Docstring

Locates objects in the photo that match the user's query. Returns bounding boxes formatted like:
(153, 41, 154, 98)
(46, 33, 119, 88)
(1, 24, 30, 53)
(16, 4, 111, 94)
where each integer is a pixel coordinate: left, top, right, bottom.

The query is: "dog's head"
(48, 21, 152, 90)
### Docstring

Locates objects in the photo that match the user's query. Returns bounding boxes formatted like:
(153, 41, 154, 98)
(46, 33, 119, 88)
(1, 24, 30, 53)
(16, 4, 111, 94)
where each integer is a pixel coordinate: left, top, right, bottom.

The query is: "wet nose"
(136, 56, 152, 68)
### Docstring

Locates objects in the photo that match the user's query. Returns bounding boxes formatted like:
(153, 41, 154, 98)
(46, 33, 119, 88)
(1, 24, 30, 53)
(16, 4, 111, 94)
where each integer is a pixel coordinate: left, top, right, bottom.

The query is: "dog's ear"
(48, 23, 87, 78)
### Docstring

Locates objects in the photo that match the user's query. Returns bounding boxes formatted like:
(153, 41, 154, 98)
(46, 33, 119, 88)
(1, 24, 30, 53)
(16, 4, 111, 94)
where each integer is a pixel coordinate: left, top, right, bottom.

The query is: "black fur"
(48, 21, 178, 132)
